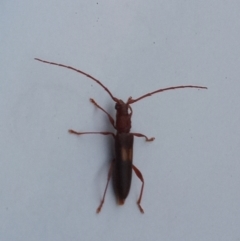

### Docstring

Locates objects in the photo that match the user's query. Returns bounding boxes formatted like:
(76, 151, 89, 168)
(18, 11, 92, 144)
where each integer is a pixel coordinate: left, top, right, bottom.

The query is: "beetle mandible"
(35, 58, 207, 213)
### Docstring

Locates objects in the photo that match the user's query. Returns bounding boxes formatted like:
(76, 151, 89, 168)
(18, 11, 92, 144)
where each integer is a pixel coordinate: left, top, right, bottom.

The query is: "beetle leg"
(96, 161, 114, 213)
(90, 98, 115, 128)
(68, 130, 115, 139)
(132, 165, 144, 213)
(132, 133, 155, 142)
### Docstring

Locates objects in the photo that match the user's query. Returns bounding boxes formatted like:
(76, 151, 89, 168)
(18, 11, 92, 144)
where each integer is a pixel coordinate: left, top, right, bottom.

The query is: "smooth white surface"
(1, 1, 240, 240)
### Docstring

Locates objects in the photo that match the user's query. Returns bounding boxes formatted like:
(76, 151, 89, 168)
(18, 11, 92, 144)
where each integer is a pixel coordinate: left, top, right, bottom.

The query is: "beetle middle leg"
(132, 165, 145, 213)
(69, 130, 115, 139)
(132, 133, 155, 142)
(68, 130, 115, 213)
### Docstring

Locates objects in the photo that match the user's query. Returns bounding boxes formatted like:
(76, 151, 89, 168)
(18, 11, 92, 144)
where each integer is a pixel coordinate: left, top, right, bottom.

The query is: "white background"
(1, 1, 240, 240)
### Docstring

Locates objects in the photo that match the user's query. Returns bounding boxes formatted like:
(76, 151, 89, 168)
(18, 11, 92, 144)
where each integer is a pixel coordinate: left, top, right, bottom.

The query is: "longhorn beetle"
(35, 58, 207, 213)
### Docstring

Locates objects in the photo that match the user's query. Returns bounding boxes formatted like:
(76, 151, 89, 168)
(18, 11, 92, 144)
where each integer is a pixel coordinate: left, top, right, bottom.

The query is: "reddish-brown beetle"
(35, 58, 207, 213)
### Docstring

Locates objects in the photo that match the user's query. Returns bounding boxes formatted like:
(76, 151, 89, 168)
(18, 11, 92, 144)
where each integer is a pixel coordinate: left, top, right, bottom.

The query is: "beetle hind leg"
(132, 165, 144, 213)
(96, 161, 114, 213)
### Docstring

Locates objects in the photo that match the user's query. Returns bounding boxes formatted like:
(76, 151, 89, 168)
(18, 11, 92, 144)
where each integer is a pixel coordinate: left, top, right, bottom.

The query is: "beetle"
(35, 57, 207, 213)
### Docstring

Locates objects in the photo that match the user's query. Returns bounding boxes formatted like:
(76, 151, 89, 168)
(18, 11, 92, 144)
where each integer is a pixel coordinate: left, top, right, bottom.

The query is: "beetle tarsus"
(96, 202, 103, 213)
(146, 137, 155, 142)
(68, 129, 78, 134)
(137, 202, 144, 214)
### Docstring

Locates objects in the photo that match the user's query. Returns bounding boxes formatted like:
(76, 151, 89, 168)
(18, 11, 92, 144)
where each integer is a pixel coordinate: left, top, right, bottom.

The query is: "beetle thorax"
(115, 100, 132, 133)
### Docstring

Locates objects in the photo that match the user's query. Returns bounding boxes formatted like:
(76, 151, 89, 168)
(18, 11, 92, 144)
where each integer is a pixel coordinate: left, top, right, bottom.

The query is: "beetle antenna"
(128, 85, 207, 104)
(34, 58, 118, 102)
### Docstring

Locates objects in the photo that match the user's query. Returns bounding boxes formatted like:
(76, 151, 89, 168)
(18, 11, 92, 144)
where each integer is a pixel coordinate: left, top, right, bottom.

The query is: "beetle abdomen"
(113, 133, 134, 204)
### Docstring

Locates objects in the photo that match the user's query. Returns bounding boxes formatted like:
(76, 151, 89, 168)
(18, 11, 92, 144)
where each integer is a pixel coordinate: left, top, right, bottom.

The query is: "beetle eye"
(115, 103, 120, 110)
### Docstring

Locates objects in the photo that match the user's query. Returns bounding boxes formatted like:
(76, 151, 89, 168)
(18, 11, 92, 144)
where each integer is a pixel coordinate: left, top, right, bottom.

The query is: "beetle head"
(114, 99, 132, 133)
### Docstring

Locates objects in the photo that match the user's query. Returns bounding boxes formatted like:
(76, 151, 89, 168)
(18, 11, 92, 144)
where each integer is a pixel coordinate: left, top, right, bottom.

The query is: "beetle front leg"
(132, 165, 144, 213)
(90, 98, 115, 128)
(96, 161, 114, 213)
(132, 133, 155, 142)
